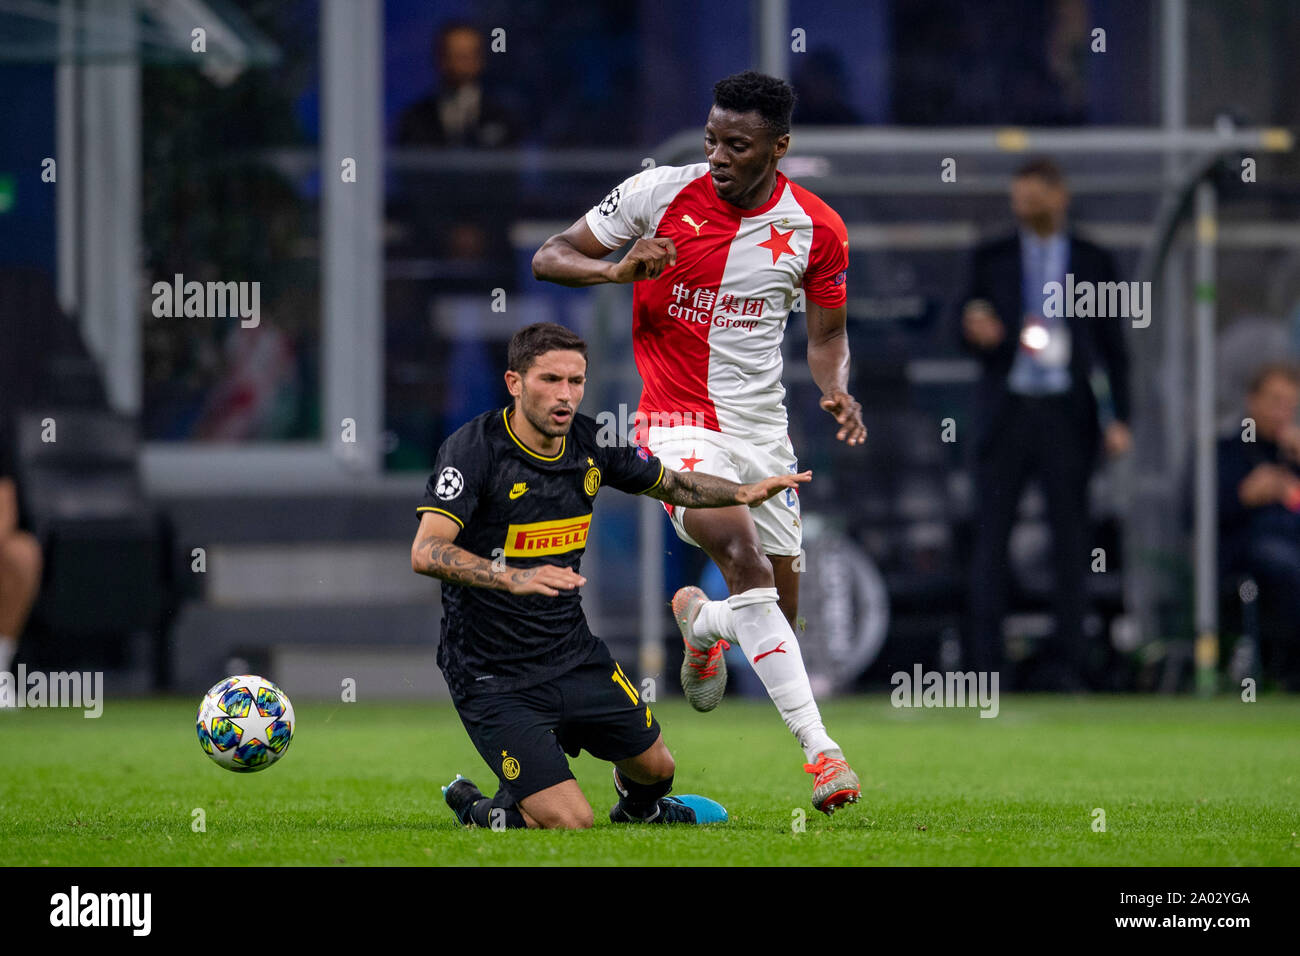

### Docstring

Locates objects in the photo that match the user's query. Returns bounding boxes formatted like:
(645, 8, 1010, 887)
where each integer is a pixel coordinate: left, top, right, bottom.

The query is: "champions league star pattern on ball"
(196, 675, 296, 773)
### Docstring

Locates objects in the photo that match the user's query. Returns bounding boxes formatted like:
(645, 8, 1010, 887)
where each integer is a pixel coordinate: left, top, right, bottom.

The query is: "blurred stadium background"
(2, 0, 1299, 705)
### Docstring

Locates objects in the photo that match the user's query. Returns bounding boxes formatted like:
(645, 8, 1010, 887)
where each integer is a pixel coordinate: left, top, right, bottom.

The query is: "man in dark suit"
(391, 20, 519, 273)
(0, 267, 62, 695)
(959, 158, 1132, 690)
(1218, 361, 1300, 689)
(396, 21, 518, 149)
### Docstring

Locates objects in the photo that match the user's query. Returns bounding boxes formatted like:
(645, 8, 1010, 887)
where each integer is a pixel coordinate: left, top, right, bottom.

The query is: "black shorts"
(452, 641, 662, 802)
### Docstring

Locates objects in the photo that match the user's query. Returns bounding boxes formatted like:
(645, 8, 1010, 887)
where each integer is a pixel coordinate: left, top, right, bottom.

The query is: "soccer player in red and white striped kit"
(533, 71, 866, 814)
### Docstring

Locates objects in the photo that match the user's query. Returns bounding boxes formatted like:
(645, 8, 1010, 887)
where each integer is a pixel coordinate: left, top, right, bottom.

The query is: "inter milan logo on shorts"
(597, 185, 620, 216)
(435, 467, 464, 500)
(501, 750, 521, 780)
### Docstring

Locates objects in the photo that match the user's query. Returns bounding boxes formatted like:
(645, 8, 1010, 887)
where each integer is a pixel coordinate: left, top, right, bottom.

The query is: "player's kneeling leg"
(466, 786, 529, 830)
(610, 738, 727, 824)
(517, 779, 595, 830)
(610, 738, 675, 820)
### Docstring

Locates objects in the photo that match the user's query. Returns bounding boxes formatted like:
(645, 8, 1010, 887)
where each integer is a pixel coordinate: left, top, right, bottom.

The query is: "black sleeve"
(597, 441, 666, 496)
(0, 418, 13, 480)
(1090, 246, 1132, 423)
(1217, 436, 1251, 529)
(955, 244, 990, 356)
(396, 98, 440, 147)
(956, 242, 1015, 367)
(416, 428, 488, 529)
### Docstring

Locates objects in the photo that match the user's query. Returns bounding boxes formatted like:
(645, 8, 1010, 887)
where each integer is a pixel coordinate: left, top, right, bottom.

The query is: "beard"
(1021, 209, 1058, 235)
(521, 390, 574, 438)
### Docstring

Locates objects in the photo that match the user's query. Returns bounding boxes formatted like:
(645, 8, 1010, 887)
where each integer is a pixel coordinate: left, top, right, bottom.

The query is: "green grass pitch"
(2, 695, 1297, 866)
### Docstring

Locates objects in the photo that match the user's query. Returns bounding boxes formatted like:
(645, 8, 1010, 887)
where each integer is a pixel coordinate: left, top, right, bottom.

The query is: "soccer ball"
(196, 675, 295, 773)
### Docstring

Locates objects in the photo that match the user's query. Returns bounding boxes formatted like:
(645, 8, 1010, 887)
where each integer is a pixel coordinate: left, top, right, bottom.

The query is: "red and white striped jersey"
(584, 163, 849, 443)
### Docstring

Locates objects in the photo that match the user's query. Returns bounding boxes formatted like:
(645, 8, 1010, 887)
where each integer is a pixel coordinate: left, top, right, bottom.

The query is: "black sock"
(613, 768, 673, 818)
(469, 788, 527, 829)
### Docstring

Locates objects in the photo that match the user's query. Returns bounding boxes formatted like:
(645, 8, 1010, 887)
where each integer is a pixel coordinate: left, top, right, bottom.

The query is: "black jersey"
(417, 406, 665, 698)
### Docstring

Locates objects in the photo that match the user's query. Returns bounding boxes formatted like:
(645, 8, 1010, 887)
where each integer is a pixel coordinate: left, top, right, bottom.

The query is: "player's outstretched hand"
(608, 237, 677, 283)
(507, 564, 587, 597)
(738, 471, 812, 507)
(820, 390, 867, 446)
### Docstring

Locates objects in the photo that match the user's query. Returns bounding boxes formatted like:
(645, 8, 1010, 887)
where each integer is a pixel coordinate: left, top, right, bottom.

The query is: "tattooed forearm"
(413, 535, 514, 590)
(645, 468, 744, 508)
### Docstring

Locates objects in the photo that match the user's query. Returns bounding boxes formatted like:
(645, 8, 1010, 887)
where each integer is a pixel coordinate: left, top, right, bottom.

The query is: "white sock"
(691, 600, 737, 646)
(0, 635, 15, 674)
(726, 588, 839, 762)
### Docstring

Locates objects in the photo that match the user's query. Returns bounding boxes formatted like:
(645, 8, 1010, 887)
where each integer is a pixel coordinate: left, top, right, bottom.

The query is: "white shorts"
(645, 426, 802, 557)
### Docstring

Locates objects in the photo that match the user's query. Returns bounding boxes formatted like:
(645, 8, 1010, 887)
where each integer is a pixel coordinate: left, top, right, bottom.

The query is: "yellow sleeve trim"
(416, 506, 465, 528)
(639, 462, 665, 495)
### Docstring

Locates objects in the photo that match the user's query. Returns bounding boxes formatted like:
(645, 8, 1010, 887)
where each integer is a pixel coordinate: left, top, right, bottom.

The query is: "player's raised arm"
(411, 511, 586, 597)
(644, 468, 811, 509)
(806, 300, 867, 446)
(532, 216, 677, 287)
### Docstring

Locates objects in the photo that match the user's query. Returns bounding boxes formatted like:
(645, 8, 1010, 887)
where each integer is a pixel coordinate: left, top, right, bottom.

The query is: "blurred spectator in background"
(959, 158, 1131, 691)
(792, 49, 863, 125)
(891, 0, 1119, 125)
(0, 268, 63, 690)
(388, 21, 519, 470)
(396, 21, 518, 148)
(390, 17, 517, 284)
(1218, 361, 1300, 689)
(1046, 0, 1090, 124)
(0, 455, 41, 692)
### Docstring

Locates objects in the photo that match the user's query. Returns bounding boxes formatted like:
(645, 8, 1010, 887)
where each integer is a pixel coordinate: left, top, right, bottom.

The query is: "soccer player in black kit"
(412, 322, 809, 829)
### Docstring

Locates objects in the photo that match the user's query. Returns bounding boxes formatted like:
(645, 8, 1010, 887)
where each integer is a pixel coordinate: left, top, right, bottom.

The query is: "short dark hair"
(1248, 360, 1300, 395)
(712, 70, 796, 139)
(1014, 157, 1066, 187)
(507, 322, 587, 374)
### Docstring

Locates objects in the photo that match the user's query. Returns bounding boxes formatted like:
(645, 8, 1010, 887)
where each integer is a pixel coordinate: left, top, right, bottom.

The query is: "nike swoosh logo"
(509, 487, 527, 499)
(753, 641, 788, 663)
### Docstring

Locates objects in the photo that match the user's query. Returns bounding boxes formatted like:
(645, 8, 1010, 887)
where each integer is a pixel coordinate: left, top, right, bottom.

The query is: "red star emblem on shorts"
(680, 450, 703, 471)
(758, 223, 795, 264)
